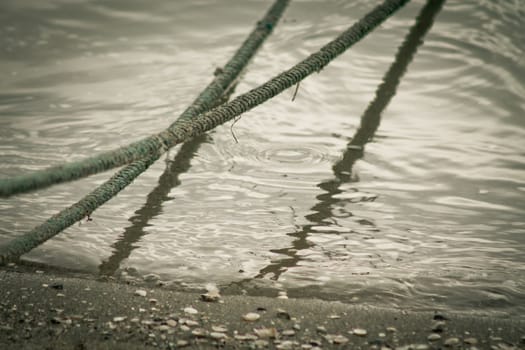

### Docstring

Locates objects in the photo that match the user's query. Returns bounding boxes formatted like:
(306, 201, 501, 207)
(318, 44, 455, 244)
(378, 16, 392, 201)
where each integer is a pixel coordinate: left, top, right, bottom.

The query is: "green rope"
(0, 0, 410, 198)
(0, 0, 289, 198)
(0, 0, 290, 264)
(0, 0, 410, 264)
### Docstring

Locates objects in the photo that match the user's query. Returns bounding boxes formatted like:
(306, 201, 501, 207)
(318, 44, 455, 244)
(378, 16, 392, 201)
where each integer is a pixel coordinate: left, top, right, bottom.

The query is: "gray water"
(1, 0, 524, 319)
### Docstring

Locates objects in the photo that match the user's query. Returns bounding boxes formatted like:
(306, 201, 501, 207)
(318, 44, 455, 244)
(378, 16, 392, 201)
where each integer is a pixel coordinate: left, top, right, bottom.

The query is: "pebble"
(386, 326, 397, 333)
(184, 307, 198, 315)
(254, 339, 269, 348)
(191, 328, 207, 337)
(444, 337, 460, 346)
(397, 345, 428, 350)
(316, 326, 327, 334)
(212, 325, 228, 333)
(148, 298, 158, 304)
(184, 319, 199, 327)
(134, 289, 147, 297)
(282, 329, 296, 336)
(427, 333, 441, 341)
(242, 312, 260, 321)
(276, 309, 291, 320)
(50, 283, 63, 290)
(277, 291, 289, 299)
(113, 316, 127, 323)
(464, 337, 478, 345)
(352, 328, 368, 336)
(201, 291, 221, 302)
(157, 325, 170, 332)
(254, 327, 278, 339)
(277, 340, 299, 349)
(433, 312, 448, 321)
(333, 335, 349, 344)
(143, 273, 161, 282)
(167, 319, 177, 327)
(432, 321, 446, 332)
(234, 333, 258, 341)
(176, 340, 189, 347)
(209, 332, 227, 340)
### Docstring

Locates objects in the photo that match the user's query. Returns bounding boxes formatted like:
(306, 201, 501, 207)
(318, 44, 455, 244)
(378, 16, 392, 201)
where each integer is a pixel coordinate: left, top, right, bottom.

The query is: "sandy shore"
(1, 269, 524, 349)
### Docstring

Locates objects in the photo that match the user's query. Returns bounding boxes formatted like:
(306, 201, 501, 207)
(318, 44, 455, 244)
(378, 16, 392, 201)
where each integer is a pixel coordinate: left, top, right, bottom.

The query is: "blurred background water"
(0, 0, 524, 319)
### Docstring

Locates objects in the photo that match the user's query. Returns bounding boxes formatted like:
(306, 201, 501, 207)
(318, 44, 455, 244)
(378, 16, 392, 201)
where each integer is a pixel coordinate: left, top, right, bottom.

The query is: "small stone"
(352, 328, 367, 336)
(464, 337, 478, 345)
(379, 332, 386, 337)
(148, 298, 158, 304)
(50, 283, 63, 290)
(414, 345, 430, 350)
(329, 315, 341, 319)
(333, 335, 349, 344)
(276, 309, 291, 320)
(234, 333, 258, 341)
(254, 327, 278, 339)
(386, 326, 397, 333)
(428, 333, 441, 341)
(316, 326, 327, 334)
(167, 319, 177, 327)
(134, 289, 147, 297)
(184, 307, 198, 315)
(210, 332, 227, 340)
(277, 340, 299, 349)
(433, 312, 448, 321)
(176, 340, 189, 347)
(56, 293, 65, 297)
(444, 337, 460, 346)
(282, 329, 296, 336)
(254, 339, 269, 348)
(201, 291, 221, 302)
(158, 325, 170, 332)
(432, 321, 446, 333)
(191, 328, 207, 337)
(184, 319, 199, 327)
(242, 312, 260, 322)
(143, 273, 161, 282)
(130, 317, 140, 323)
(113, 316, 127, 323)
(212, 325, 227, 332)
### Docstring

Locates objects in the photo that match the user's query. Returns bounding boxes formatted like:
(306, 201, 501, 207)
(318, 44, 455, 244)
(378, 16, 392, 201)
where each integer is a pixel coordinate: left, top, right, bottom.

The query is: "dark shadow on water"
(247, 0, 446, 283)
(98, 134, 208, 276)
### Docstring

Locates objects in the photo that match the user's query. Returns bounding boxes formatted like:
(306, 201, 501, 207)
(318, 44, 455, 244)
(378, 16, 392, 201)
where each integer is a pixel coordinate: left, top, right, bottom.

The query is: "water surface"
(1, 0, 524, 319)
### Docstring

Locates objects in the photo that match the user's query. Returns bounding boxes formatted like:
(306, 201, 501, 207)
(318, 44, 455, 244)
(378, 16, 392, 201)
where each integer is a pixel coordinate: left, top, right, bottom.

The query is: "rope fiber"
(0, 0, 290, 264)
(0, 0, 410, 264)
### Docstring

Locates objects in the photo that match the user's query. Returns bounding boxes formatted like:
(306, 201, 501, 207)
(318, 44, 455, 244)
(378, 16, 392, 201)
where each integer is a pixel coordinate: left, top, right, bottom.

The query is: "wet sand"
(0, 270, 523, 349)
